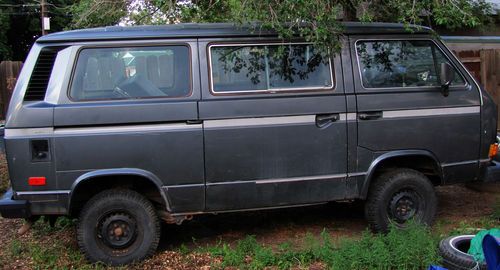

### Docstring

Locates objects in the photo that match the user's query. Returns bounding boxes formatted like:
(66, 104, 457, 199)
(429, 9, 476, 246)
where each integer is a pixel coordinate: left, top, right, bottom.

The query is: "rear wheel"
(365, 168, 437, 232)
(77, 189, 160, 265)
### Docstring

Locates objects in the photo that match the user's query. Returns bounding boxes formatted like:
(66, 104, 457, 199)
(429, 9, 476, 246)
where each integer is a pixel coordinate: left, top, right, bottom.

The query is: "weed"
(30, 243, 59, 269)
(9, 239, 25, 256)
(446, 218, 500, 236)
(178, 243, 191, 255)
(205, 223, 440, 270)
(328, 223, 440, 270)
(0, 153, 9, 195)
(493, 198, 500, 220)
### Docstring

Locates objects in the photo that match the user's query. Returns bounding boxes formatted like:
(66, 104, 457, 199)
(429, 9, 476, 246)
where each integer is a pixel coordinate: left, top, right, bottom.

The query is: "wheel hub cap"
(98, 213, 137, 249)
(389, 190, 419, 223)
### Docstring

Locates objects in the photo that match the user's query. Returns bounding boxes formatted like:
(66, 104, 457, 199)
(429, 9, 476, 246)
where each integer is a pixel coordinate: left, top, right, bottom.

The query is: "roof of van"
(37, 22, 433, 43)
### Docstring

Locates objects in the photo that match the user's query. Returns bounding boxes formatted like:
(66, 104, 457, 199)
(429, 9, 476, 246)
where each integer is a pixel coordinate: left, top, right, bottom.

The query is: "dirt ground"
(0, 183, 498, 269)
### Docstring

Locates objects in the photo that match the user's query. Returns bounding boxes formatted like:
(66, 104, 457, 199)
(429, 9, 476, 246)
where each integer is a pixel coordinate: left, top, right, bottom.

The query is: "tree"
(0, 0, 74, 61)
(68, 0, 495, 54)
(69, 0, 127, 29)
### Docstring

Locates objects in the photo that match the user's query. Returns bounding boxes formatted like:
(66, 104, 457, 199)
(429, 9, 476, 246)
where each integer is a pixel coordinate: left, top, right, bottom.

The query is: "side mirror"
(439, 62, 455, 97)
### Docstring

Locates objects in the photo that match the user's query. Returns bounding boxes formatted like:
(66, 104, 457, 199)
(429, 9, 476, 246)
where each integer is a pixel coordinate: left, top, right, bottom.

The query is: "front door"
(199, 40, 348, 211)
(351, 36, 481, 182)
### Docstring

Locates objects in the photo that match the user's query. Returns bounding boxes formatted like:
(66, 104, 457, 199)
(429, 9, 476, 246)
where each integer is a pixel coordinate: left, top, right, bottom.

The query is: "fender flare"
(360, 150, 443, 199)
(68, 168, 171, 212)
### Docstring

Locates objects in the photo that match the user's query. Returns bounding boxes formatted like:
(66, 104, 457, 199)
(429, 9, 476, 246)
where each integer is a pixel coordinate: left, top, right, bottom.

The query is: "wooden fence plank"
(0, 61, 23, 119)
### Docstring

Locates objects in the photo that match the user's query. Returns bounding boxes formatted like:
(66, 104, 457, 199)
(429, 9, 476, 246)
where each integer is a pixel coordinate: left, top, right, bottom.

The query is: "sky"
(488, 0, 500, 8)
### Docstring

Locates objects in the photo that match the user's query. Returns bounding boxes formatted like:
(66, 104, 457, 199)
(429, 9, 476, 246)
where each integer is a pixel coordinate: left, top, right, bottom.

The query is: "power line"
(0, 4, 40, 7)
(0, 2, 71, 10)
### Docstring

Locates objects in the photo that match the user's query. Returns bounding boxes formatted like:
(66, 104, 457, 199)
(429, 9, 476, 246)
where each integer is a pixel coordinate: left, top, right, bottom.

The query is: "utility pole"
(41, 0, 47, 35)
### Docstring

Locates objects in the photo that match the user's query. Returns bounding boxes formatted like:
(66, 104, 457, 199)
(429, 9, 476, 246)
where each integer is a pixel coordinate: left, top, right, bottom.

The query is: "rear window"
(356, 40, 465, 89)
(209, 43, 333, 94)
(70, 46, 190, 101)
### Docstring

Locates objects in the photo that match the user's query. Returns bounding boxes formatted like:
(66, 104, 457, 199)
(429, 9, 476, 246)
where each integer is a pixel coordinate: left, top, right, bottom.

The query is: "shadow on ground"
(159, 201, 367, 250)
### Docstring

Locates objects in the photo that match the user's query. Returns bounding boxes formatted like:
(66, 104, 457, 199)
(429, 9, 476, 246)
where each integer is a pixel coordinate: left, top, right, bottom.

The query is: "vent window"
(24, 46, 65, 101)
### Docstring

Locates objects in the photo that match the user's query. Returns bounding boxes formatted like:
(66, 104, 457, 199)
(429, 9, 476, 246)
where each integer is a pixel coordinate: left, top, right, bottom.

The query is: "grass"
(0, 153, 9, 195)
(6, 217, 89, 270)
(435, 198, 500, 237)
(200, 222, 441, 270)
(1, 212, 498, 269)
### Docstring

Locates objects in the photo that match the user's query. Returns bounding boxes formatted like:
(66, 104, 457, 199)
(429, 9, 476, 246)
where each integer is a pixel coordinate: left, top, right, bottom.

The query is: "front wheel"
(365, 168, 437, 232)
(77, 189, 160, 265)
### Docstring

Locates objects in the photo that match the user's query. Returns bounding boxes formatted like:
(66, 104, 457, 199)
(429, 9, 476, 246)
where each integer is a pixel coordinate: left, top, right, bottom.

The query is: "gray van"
(0, 22, 498, 265)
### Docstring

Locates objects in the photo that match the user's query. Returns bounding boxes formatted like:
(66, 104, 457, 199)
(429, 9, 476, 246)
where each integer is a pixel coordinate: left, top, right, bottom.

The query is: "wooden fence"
(453, 49, 500, 128)
(0, 61, 23, 119)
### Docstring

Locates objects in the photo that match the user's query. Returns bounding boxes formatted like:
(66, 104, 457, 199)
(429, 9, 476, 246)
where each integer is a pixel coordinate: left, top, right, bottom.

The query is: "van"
(0, 22, 498, 265)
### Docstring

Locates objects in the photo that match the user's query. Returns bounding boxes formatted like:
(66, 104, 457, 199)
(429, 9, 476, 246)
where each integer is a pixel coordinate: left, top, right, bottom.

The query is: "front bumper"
(0, 188, 30, 218)
(484, 160, 500, 182)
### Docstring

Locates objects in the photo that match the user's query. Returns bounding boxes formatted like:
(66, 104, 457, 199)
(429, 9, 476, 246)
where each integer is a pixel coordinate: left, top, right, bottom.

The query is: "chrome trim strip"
(206, 180, 249, 186)
(163, 183, 205, 189)
(208, 42, 334, 94)
(16, 190, 71, 196)
(441, 160, 478, 167)
(255, 173, 346, 184)
(5, 128, 54, 138)
(168, 172, 366, 188)
(479, 158, 491, 163)
(5, 123, 201, 138)
(383, 106, 479, 119)
(206, 173, 347, 186)
(348, 172, 366, 177)
(204, 115, 315, 129)
(346, 113, 357, 121)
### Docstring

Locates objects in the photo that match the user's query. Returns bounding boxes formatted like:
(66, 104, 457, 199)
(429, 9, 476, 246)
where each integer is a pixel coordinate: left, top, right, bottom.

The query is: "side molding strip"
(16, 190, 71, 196)
(5, 123, 201, 138)
(383, 106, 480, 119)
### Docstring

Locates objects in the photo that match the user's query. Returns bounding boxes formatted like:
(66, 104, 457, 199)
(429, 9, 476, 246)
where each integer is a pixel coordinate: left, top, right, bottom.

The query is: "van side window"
(210, 44, 333, 93)
(356, 40, 465, 89)
(70, 46, 190, 101)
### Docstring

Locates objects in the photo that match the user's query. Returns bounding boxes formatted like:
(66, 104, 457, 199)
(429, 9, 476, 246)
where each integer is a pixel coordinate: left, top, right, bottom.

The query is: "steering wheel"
(113, 86, 131, 98)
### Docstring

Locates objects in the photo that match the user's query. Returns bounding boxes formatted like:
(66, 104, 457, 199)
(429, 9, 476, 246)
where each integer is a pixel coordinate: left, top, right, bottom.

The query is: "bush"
(205, 222, 440, 270)
(329, 223, 440, 270)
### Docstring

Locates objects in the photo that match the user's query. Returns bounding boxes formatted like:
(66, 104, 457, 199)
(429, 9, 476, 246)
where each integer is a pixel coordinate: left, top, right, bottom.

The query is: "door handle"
(316, 113, 340, 128)
(358, 111, 383, 120)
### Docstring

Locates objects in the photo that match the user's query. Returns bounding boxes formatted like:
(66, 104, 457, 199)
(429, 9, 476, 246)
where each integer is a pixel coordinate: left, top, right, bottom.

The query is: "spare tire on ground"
(439, 235, 487, 270)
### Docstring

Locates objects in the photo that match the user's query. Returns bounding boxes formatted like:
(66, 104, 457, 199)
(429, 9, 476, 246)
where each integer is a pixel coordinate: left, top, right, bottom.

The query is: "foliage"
(67, 0, 495, 54)
(2, 213, 499, 269)
(0, 0, 74, 61)
(202, 222, 440, 270)
(69, 0, 128, 29)
(0, 0, 495, 61)
(0, 11, 11, 61)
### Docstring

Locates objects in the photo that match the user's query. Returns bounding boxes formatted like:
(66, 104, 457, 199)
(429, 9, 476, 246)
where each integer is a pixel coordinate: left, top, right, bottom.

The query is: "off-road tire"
(77, 189, 160, 265)
(365, 168, 437, 232)
(439, 235, 487, 270)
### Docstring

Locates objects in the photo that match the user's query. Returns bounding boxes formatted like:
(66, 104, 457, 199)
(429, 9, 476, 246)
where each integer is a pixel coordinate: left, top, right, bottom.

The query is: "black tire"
(77, 189, 160, 266)
(439, 235, 487, 270)
(365, 168, 437, 232)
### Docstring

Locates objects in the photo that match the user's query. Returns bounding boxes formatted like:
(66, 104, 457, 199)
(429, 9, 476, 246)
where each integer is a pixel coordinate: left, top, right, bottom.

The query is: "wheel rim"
(388, 189, 421, 224)
(97, 212, 138, 249)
